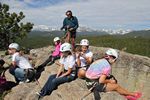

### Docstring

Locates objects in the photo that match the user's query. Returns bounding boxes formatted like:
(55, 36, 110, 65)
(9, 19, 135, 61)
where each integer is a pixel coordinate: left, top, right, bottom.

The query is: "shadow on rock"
(0, 81, 17, 93)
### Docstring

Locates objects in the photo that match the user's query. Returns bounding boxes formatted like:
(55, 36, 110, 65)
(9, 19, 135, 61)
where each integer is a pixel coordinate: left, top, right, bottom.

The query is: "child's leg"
(52, 75, 75, 85)
(78, 68, 86, 78)
(106, 83, 135, 96)
(40, 75, 74, 96)
(47, 56, 60, 66)
(40, 74, 57, 96)
(14, 68, 26, 82)
(9, 66, 16, 75)
(37, 55, 53, 69)
(9, 67, 19, 83)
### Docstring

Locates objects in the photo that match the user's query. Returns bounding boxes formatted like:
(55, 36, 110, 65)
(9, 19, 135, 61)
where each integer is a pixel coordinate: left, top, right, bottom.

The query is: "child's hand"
(76, 52, 81, 58)
(110, 79, 117, 84)
(81, 53, 86, 59)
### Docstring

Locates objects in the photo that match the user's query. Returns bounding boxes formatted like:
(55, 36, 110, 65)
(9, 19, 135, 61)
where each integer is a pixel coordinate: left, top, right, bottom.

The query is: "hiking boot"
(35, 92, 43, 100)
(25, 79, 30, 83)
(36, 92, 41, 96)
(19, 79, 30, 84)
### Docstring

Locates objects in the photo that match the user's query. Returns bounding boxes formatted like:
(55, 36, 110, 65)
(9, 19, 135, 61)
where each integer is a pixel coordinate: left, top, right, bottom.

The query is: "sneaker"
(35, 92, 43, 100)
(125, 92, 142, 100)
(36, 92, 41, 96)
(125, 95, 137, 100)
(25, 79, 30, 83)
(134, 92, 142, 98)
(19, 81, 24, 84)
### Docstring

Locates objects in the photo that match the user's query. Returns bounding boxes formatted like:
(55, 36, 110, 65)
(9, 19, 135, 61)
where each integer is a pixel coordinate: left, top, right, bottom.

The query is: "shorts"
(65, 31, 76, 38)
(70, 31, 76, 38)
(85, 79, 106, 92)
(94, 83, 106, 92)
(77, 65, 89, 71)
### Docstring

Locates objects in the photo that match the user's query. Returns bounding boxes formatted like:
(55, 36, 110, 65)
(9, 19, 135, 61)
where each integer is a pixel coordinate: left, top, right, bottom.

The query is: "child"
(77, 39, 93, 78)
(85, 49, 142, 100)
(36, 43, 76, 97)
(8, 43, 34, 84)
(37, 37, 61, 71)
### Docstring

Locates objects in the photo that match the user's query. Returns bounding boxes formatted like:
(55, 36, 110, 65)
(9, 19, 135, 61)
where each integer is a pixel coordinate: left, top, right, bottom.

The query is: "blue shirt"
(62, 16, 79, 31)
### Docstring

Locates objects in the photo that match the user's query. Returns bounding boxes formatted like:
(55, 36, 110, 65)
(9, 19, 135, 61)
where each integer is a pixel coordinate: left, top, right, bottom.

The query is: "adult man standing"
(61, 10, 79, 48)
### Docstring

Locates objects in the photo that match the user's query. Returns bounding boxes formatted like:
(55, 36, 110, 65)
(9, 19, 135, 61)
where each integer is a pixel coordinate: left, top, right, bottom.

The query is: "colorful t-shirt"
(52, 43, 61, 57)
(12, 52, 32, 69)
(59, 55, 76, 71)
(86, 58, 111, 80)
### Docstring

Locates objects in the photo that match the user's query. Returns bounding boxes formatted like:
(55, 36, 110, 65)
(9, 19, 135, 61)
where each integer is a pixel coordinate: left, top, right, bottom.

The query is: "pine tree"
(0, 3, 34, 49)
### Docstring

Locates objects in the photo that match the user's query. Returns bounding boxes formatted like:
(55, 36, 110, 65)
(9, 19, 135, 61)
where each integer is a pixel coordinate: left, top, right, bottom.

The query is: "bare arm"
(56, 64, 64, 78)
(99, 74, 116, 84)
(76, 53, 81, 67)
(11, 61, 17, 67)
(82, 55, 93, 65)
(76, 58, 81, 67)
(59, 67, 72, 77)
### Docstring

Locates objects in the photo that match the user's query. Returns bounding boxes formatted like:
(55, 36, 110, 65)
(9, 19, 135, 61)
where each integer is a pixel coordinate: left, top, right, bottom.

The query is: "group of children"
(3, 37, 142, 100)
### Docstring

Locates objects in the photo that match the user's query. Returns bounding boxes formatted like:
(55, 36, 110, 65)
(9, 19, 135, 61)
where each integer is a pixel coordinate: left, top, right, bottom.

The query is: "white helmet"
(53, 37, 60, 42)
(9, 43, 20, 50)
(80, 39, 89, 46)
(60, 43, 72, 52)
(105, 49, 119, 59)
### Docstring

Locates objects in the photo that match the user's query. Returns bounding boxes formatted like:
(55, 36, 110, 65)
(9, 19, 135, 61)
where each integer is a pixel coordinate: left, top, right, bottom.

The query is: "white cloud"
(1, 0, 150, 30)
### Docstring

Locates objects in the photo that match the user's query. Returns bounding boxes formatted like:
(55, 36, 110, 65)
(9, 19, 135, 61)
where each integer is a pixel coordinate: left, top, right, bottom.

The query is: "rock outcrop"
(2, 46, 150, 100)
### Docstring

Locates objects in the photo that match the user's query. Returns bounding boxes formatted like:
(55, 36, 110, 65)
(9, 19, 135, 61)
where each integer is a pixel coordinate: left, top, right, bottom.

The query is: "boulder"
(2, 46, 150, 100)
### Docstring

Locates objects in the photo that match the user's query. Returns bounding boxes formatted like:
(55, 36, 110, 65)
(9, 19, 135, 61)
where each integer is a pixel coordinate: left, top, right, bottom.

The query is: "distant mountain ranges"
(30, 25, 150, 38)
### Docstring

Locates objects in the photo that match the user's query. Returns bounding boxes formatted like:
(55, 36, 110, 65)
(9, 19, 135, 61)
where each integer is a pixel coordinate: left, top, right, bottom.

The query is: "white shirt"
(79, 50, 93, 67)
(12, 52, 32, 69)
(59, 55, 75, 71)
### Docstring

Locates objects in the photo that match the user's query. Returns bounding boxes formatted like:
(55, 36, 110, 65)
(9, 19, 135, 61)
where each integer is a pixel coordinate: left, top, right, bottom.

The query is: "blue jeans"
(40, 74, 75, 96)
(9, 67, 26, 82)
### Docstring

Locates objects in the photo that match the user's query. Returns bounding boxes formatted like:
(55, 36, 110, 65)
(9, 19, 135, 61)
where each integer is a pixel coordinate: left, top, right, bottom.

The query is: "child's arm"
(11, 61, 17, 67)
(76, 53, 81, 67)
(81, 54, 93, 65)
(59, 68, 72, 77)
(55, 61, 61, 66)
(56, 64, 64, 78)
(99, 74, 116, 84)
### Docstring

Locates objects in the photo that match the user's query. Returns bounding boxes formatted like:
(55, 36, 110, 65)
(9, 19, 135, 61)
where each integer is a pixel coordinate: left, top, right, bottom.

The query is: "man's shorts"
(70, 31, 76, 38)
(65, 31, 76, 38)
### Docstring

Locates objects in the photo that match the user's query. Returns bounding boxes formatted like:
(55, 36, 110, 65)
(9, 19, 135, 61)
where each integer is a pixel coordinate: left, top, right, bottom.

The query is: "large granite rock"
(2, 46, 150, 100)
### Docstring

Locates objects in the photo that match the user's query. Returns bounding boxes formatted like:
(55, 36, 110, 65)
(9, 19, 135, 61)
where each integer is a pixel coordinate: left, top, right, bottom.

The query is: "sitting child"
(36, 43, 76, 97)
(76, 39, 93, 78)
(37, 37, 61, 71)
(8, 43, 34, 84)
(86, 48, 142, 100)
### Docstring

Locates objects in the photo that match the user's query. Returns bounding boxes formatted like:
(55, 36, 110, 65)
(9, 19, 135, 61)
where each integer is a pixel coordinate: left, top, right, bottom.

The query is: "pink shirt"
(52, 43, 61, 57)
(86, 59, 111, 80)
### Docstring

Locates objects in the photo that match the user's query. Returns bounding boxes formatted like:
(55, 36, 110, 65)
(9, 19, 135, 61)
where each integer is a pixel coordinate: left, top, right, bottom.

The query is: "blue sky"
(1, 0, 150, 30)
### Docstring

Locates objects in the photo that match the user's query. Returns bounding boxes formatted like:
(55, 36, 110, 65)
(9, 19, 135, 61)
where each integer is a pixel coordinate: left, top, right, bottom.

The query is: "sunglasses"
(66, 13, 71, 16)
